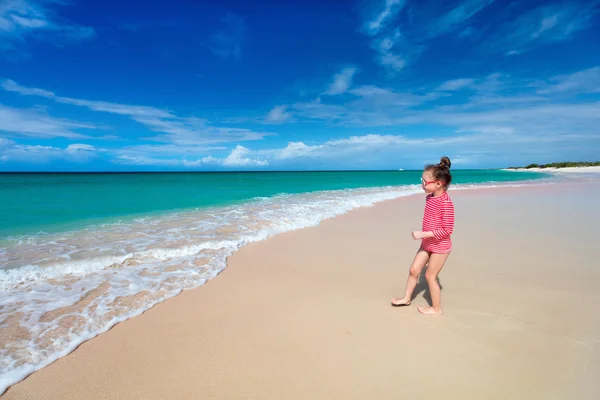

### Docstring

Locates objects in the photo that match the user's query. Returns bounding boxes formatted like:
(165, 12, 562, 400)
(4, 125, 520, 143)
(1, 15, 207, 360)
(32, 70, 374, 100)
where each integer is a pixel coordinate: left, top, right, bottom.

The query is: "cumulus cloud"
(222, 145, 269, 166)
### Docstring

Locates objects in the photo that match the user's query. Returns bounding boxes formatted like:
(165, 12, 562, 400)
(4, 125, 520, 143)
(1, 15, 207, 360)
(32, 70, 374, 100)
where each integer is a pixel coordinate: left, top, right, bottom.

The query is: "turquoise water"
(0, 170, 546, 237)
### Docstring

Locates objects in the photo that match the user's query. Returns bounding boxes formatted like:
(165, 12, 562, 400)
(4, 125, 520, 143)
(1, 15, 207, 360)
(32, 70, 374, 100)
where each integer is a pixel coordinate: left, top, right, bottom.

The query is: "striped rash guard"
(421, 191, 455, 254)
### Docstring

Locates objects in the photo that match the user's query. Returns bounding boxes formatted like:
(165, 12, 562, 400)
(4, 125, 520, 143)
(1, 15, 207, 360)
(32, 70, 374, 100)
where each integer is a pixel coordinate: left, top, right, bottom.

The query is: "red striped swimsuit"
(421, 191, 455, 254)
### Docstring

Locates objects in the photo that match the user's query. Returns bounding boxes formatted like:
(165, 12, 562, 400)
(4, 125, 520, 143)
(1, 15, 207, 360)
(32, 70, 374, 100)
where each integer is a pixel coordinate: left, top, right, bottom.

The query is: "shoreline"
(3, 179, 600, 399)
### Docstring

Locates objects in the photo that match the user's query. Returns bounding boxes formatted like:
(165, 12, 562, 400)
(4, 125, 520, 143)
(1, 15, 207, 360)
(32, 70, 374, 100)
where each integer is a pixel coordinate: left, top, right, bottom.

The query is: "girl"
(391, 156, 455, 315)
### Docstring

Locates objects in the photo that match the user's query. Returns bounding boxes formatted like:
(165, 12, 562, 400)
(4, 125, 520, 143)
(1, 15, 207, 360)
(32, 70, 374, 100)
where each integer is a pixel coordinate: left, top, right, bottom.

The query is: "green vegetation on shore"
(507, 161, 600, 170)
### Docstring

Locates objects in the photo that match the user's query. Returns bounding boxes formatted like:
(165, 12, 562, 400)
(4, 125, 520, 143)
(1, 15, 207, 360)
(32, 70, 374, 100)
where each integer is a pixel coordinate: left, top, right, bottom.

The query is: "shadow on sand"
(411, 267, 443, 306)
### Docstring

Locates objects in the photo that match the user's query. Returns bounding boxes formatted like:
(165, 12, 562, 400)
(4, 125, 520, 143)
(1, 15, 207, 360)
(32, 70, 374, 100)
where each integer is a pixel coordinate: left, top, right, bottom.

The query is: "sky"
(0, 0, 599, 171)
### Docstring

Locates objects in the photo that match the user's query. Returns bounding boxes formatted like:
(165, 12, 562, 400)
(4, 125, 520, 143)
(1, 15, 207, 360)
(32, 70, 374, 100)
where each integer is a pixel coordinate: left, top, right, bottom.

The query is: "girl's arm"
(432, 200, 455, 239)
(413, 231, 435, 239)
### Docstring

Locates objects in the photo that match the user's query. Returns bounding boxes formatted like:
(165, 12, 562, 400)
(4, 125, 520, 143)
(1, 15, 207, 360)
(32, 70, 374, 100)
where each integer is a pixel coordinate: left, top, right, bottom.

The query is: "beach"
(3, 178, 599, 400)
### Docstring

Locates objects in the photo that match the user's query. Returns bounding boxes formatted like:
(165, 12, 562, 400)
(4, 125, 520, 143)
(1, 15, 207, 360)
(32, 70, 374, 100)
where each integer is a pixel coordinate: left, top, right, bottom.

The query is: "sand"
(3, 181, 600, 400)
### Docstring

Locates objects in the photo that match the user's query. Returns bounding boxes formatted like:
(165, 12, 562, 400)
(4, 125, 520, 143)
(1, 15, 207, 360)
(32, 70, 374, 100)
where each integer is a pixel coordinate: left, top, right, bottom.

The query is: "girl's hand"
(411, 231, 424, 240)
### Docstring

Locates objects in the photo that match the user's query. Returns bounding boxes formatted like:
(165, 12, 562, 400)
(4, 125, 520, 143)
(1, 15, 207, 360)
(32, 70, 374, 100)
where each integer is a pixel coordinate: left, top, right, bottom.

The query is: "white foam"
(0, 254, 134, 291)
(0, 180, 554, 394)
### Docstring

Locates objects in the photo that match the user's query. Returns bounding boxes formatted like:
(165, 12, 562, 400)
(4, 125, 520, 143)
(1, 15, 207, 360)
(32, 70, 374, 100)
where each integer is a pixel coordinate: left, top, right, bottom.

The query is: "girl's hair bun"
(439, 156, 451, 170)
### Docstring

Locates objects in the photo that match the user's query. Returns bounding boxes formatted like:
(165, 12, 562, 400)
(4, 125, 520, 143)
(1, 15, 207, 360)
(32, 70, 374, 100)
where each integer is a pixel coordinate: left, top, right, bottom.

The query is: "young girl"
(391, 156, 455, 315)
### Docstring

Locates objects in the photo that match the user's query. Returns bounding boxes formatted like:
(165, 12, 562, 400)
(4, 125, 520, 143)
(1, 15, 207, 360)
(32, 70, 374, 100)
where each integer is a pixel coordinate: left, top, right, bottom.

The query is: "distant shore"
(503, 166, 600, 173)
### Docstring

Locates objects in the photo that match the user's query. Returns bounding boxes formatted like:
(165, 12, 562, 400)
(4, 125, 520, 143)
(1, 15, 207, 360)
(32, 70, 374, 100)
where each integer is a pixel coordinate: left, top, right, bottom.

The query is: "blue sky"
(1, 0, 599, 171)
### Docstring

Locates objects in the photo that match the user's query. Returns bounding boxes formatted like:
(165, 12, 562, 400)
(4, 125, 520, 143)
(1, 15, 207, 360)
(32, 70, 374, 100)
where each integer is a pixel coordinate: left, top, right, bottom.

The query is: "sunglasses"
(420, 177, 443, 186)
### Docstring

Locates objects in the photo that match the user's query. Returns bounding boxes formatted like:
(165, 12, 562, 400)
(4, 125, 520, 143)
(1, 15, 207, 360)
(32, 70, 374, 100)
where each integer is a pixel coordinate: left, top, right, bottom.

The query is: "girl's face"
(420, 170, 444, 193)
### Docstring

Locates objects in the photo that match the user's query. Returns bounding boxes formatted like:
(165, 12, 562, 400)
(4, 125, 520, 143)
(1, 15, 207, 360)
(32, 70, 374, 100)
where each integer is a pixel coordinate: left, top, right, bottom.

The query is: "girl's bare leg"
(391, 248, 430, 306)
(418, 252, 450, 315)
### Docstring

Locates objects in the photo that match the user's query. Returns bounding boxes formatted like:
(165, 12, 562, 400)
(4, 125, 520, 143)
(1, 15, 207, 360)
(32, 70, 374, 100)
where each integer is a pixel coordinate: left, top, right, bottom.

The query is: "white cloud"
(0, 104, 95, 139)
(0, 137, 16, 147)
(113, 143, 228, 167)
(178, 146, 269, 167)
(468, 95, 547, 105)
(2, 79, 273, 144)
(275, 142, 322, 160)
(111, 143, 230, 167)
(3, 79, 174, 119)
(373, 28, 406, 73)
(0, 0, 95, 53)
(533, 15, 559, 38)
(426, 0, 495, 38)
(450, 154, 481, 166)
(182, 156, 221, 166)
(222, 145, 268, 166)
(349, 85, 440, 107)
(64, 143, 97, 161)
(437, 78, 475, 91)
(257, 134, 428, 164)
(247, 125, 600, 168)
(66, 143, 96, 153)
(260, 63, 600, 154)
(282, 83, 440, 126)
(361, 1, 409, 73)
(379, 51, 405, 72)
(327, 134, 411, 146)
(537, 67, 600, 94)
(2, 79, 54, 97)
(435, 73, 507, 94)
(290, 98, 348, 122)
(110, 144, 246, 167)
(118, 144, 226, 156)
(115, 155, 180, 166)
(362, 0, 493, 74)
(365, 0, 406, 36)
(489, 2, 599, 55)
(324, 67, 357, 95)
(0, 142, 98, 163)
(393, 103, 600, 143)
(200, 156, 221, 164)
(264, 105, 293, 123)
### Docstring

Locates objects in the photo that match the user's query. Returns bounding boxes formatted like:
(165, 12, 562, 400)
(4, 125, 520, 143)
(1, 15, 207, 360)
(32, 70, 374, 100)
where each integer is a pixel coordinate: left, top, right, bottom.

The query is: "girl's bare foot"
(417, 306, 443, 315)
(391, 298, 411, 307)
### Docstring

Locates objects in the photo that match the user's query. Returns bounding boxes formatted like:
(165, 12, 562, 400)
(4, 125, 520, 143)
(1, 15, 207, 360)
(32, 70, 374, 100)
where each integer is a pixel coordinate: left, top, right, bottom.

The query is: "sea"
(0, 169, 549, 392)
